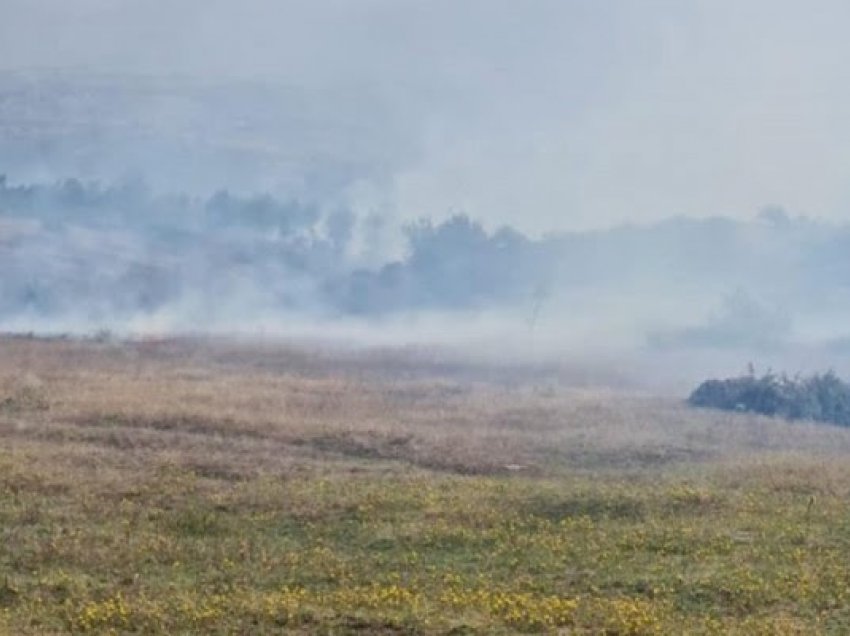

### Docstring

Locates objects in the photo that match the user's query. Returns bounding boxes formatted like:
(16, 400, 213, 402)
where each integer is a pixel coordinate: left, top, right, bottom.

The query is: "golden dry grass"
(3, 335, 850, 633)
(4, 335, 850, 478)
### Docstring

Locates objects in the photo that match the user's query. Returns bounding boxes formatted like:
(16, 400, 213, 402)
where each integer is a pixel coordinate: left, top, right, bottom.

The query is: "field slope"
(2, 337, 850, 634)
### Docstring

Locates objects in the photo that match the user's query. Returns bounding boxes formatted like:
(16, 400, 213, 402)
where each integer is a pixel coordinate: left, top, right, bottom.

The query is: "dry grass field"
(3, 336, 850, 633)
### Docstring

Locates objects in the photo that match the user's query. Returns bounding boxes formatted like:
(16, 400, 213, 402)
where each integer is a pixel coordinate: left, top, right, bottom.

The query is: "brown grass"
(0, 339, 850, 477)
(6, 336, 850, 633)
(2, 335, 850, 482)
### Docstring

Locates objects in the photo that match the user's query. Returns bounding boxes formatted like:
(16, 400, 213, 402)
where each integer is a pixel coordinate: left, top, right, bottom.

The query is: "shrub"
(688, 370, 850, 426)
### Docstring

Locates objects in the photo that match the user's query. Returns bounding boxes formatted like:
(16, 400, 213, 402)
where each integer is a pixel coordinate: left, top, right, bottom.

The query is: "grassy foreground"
(2, 337, 850, 633)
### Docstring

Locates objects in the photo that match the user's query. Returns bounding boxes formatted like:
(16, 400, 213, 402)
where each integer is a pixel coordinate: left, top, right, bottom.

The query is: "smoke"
(1, 173, 850, 356)
(2, 2, 850, 389)
(3, 2, 850, 231)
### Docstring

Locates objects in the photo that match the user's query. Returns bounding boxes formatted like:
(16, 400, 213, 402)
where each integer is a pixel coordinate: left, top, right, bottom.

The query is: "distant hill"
(0, 70, 410, 197)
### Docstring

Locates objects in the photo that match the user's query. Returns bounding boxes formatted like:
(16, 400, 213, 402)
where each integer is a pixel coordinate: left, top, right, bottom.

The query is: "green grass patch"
(3, 451, 850, 634)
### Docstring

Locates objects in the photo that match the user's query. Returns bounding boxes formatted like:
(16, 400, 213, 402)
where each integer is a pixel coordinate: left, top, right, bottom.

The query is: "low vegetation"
(3, 337, 850, 633)
(689, 369, 850, 426)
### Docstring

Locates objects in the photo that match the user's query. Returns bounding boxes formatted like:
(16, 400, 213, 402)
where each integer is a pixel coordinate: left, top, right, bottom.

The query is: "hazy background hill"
(0, 70, 410, 200)
(2, 69, 850, 389)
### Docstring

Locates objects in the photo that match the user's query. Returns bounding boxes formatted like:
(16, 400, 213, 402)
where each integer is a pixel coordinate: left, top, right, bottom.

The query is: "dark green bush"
(688, 370, 850, 426)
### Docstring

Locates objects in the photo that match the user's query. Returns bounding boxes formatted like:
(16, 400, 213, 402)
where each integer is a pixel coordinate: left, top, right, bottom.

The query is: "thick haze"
(2, 2, 850, 390)
(3, 1, 850, 231)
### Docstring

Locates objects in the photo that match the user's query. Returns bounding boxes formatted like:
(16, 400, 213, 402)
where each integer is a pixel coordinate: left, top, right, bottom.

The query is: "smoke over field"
(6, 5, 850, 633)
(2, 166, 850, 386)
(2, 2, 850, 385)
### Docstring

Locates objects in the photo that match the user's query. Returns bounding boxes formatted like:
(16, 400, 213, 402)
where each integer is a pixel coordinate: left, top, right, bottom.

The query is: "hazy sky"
(2, 1, 850, 232)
